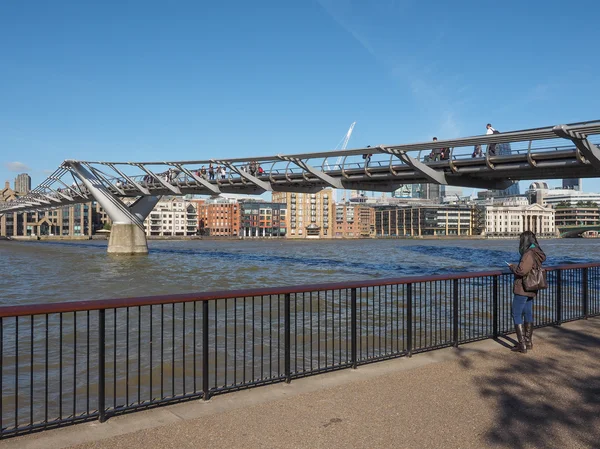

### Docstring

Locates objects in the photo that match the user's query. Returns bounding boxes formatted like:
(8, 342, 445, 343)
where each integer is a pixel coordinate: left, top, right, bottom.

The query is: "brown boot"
(511, 324, 527, 354)
(524, 322, 533, 350)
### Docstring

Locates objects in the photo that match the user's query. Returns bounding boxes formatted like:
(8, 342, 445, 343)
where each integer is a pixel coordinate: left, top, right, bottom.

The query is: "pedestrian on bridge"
(486, 123, 500, 156)
(362, 146, 372, 167)
(429, 137, 442, 161)
(508, 231, 546, 354)
(472, 145, 483, 158)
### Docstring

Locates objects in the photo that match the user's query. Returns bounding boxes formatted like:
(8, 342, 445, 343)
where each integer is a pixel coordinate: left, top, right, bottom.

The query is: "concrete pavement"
(4, 317, 600, 449)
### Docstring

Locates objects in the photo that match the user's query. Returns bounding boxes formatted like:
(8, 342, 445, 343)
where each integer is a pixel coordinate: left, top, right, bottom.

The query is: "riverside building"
(1, 204, 96, 238)
(526, 182, 600, 207)
(482, 198, 555, 238)
(196, 197, 240, 237)
(554, 206, 599, 227)
(239, 200, 286, 237)
(334, 203, 375, 238)
(144, 197, 198, 237)
(272, 190, 333, 239)
(2, 179, 98, 238)
(374, 205, 475, 237)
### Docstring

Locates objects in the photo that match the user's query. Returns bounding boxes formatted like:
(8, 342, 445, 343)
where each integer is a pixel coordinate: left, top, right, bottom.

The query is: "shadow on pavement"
(474, 323, 600, 449)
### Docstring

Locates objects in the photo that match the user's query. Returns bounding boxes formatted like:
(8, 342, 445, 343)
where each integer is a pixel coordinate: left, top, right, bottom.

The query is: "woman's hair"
(519, 231, 541, 255)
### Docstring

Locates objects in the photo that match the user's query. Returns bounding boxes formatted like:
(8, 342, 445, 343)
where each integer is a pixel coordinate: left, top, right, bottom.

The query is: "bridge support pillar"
(108, 223, 149, 255)
(68, 162, 160, 255)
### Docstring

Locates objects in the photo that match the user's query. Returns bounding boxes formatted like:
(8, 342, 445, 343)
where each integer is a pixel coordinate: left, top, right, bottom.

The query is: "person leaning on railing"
(507, 231, 546, 354)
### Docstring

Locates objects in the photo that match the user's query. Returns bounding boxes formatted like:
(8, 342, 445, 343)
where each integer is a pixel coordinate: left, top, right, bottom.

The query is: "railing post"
(583, 267, 589, 319)
(453, 279, 459, 347)
(351, 288, 357, 369)
(556, 270, 562, 326)
(492, 276, 499, 339)
(406, 284, 412, 357)
(284, 293, 291, 383)
(202, 300, 210, 400)
(98, 309, 106, 423)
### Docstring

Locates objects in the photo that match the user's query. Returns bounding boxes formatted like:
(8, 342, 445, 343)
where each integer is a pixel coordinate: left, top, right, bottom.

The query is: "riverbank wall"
(5, 234, 570, 242)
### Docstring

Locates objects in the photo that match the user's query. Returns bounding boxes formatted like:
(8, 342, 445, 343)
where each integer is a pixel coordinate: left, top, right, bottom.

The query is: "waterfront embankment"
(6, 316, 600, 449)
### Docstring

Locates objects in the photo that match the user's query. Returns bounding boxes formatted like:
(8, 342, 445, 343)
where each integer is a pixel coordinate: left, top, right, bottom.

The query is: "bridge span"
(1, 120, 599, 253)
(558, 224, 600, 238)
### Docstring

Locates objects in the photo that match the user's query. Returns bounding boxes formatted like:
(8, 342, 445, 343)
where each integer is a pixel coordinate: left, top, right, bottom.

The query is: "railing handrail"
(2, 262, 599, 318)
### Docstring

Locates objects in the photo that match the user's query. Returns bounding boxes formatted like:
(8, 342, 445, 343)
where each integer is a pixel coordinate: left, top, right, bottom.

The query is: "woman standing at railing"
(508, 231, 546, 354)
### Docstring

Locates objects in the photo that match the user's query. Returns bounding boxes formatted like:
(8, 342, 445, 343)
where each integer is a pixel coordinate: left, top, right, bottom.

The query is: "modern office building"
(526, 183, 600, 207)
(1, 203, 96, 238)
(411, 183, 442, 203)
(14, 173, 31, 195)
(272, 190, 334, 239)
(554, 207, 599, 228)
(487, 142, 520, 197)
(374, 205, 475, 237)
(392, 184, 413, 198)
(478, 181, 520, 200)
(562, 178, 582, 191)
(239, 200, 286, 237)
(442, 185, 464, 202)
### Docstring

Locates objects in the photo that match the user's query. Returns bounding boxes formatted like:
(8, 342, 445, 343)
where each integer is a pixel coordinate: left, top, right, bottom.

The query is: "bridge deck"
(8, 316, 600, 449)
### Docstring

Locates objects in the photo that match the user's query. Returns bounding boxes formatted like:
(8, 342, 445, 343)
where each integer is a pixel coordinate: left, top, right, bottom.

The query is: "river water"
(2, 237, 600, 433)
(1, 238, 599, 306)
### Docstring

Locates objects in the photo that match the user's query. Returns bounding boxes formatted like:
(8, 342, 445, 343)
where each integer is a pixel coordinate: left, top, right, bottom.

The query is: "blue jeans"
(512, 294, 533, 325)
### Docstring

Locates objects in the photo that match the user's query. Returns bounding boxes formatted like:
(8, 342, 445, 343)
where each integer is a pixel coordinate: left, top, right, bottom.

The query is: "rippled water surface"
(2, 238, 600, 306)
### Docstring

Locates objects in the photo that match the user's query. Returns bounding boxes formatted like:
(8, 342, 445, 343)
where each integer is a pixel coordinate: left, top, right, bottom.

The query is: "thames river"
(2, 238, 600, 306)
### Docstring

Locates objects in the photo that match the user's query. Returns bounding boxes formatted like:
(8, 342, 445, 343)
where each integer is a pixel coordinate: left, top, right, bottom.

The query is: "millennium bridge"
(1, 120, 599, 253)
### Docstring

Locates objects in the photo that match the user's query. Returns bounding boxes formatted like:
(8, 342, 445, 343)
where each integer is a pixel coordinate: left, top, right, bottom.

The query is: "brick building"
(272, 190, 333, 239)
(196, 197, 240, 237)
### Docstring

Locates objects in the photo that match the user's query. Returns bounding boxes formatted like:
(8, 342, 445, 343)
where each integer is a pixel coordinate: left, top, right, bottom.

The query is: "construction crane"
(334, 121, 356, 169)
(325, 121, 356, 202)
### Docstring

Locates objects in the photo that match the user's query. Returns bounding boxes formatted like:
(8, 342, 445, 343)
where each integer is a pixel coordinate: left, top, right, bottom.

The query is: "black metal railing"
(1, 263, 599, 438)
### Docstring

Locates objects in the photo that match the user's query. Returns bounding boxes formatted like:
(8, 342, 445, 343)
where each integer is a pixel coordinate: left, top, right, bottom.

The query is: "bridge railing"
(104, 139, 600, 189)
(91, 137, 600, 188)
(1, 263, 599, 438)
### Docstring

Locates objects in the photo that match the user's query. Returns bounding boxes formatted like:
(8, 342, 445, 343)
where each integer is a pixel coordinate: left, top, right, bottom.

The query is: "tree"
(102, 222, 112, 230)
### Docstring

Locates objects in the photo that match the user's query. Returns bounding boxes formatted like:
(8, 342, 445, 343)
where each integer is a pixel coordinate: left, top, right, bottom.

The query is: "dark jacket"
(510, 246, 546, 297)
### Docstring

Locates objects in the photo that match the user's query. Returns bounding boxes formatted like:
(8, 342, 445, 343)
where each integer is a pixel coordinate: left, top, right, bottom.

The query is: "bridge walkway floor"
(7, 317, 600, 449)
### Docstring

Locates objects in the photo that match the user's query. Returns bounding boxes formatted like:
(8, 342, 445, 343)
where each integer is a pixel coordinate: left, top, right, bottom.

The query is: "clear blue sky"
(1, 0, 599, 194)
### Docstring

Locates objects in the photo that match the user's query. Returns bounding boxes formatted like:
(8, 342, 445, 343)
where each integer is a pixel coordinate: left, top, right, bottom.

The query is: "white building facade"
(144, 197, 198, 236)
(527, 184, 600, 207)
(484, 198, 556, 237)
